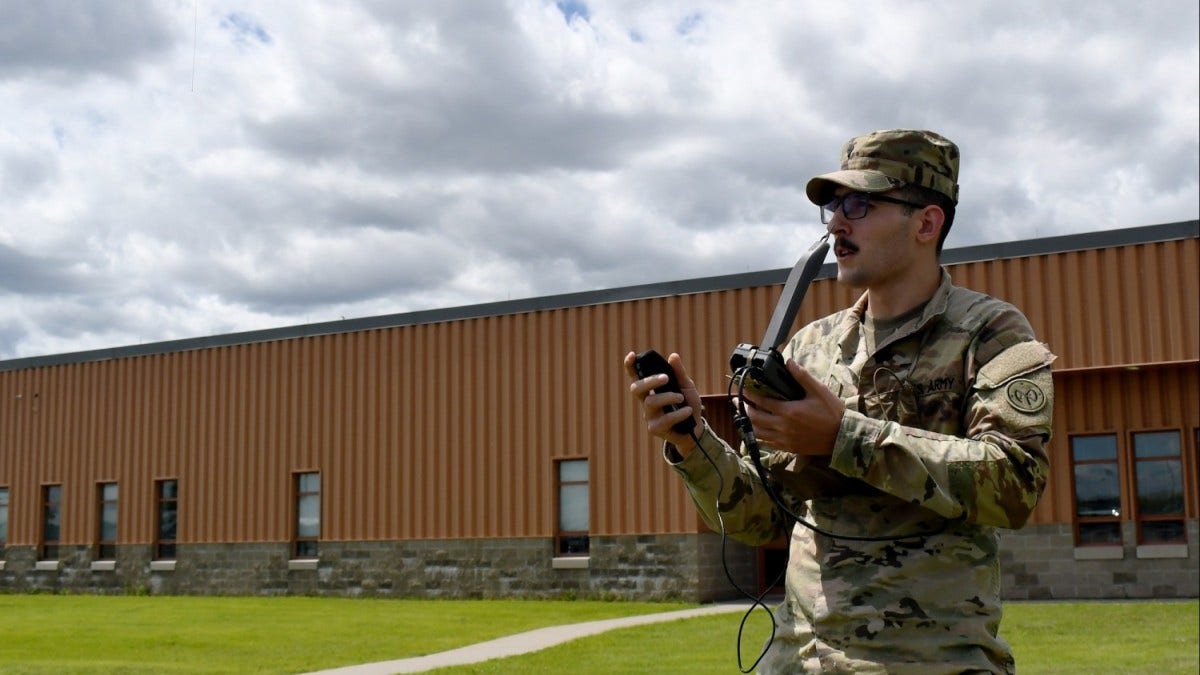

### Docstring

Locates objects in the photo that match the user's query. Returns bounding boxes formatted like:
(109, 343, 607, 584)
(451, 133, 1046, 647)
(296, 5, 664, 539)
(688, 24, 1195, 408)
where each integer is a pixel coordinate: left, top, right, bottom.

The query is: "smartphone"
(633, 349, 697, 435)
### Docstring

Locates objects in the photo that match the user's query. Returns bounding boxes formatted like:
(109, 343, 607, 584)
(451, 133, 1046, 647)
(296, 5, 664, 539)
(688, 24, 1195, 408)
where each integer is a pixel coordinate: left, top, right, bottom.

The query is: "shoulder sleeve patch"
(1005, 378, 1048, 413)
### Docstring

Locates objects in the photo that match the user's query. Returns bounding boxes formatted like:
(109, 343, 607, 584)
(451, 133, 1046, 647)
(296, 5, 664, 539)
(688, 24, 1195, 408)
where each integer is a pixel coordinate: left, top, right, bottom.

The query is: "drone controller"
(728, 234, 830, 402)
(729, 343, 805, 400)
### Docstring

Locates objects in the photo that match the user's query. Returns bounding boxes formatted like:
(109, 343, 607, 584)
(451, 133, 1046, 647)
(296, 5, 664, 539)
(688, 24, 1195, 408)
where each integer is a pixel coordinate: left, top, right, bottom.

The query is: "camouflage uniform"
(665, 130, 1054, 674)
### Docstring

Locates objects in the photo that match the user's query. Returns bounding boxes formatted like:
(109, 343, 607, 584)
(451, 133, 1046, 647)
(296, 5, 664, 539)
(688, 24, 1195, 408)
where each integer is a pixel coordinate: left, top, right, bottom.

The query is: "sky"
(1, 0, 1197, 361)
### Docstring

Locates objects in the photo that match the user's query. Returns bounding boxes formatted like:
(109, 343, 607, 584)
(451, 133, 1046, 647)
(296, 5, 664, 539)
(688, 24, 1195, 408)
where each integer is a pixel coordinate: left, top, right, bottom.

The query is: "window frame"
(0, 485, 9, 558)
(1193, 427, 1199, 519)
(554, 457, 590, 557)
(1130, 428, 1186, 545)
(155, 478, 178, 560)
(96, 482, 119, 561)
(41, 484, 62, 560)
(1069, 433, 1123, 547)
(292, 471, 321, 560)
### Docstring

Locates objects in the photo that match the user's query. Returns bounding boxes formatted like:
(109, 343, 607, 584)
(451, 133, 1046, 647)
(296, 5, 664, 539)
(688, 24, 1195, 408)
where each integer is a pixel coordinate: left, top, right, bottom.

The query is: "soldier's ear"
(914, 205, 944, 248)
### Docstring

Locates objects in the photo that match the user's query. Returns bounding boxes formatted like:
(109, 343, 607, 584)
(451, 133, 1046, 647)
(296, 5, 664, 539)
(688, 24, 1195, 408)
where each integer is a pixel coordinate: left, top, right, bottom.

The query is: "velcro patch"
(976, 341, 1056, 389)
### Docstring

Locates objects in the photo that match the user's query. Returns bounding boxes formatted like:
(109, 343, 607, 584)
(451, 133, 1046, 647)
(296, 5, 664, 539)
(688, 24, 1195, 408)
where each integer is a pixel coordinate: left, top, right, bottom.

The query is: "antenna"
(760, 234, 830, 349)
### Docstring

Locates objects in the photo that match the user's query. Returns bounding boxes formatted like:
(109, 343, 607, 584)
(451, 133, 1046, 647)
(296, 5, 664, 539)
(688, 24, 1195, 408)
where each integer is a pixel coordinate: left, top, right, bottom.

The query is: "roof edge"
(2, 220, 1196, 372)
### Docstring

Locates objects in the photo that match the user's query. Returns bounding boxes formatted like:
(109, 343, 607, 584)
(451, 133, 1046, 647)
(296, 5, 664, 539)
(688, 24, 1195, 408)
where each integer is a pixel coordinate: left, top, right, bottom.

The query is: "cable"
(729, 367, 948, 542)
(682, 426, 778, 673)
(678, 365, 948, 669)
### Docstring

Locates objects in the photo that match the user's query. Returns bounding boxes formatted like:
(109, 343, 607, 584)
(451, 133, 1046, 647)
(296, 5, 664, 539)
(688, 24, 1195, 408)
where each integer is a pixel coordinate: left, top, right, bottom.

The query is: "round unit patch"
(1006, 378, 1046, 413)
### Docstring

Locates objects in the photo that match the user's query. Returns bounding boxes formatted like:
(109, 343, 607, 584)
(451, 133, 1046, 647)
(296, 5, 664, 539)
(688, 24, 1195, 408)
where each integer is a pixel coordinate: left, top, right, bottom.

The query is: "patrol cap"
(805, 129, 960, 206)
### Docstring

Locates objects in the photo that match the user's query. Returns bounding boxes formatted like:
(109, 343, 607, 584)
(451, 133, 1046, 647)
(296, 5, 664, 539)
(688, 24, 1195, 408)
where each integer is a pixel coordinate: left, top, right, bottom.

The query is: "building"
(0, 221, 1197, 601)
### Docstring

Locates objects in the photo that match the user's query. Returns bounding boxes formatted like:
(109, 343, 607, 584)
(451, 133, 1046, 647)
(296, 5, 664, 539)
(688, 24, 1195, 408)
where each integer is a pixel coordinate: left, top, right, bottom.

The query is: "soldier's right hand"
(623, 351, 703, 457)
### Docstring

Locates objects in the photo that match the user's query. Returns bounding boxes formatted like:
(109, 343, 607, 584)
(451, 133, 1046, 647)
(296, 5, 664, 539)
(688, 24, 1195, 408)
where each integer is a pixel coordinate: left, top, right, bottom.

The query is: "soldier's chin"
(835, 262, 868, 288)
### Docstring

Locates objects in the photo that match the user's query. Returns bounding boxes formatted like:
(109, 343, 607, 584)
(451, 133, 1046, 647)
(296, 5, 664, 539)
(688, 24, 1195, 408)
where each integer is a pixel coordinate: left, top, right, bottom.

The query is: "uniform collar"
(836, 269, 954, 361)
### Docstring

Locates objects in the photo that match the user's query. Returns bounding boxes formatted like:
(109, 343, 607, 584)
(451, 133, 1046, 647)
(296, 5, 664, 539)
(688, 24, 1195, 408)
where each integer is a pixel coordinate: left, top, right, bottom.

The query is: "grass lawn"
(0, 595, 691, 674)
(0, 595, 1195, 674)
(426, 600, 1200, 674)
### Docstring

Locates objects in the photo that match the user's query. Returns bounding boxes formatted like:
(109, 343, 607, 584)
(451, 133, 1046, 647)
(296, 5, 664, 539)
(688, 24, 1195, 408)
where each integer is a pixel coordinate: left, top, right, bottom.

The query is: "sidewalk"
(301, 601, 754, 675)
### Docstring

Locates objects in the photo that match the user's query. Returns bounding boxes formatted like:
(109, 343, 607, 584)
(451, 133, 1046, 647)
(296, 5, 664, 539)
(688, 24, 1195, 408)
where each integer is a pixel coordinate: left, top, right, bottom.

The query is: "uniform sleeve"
(827, 321, 1055, 530)
(664, 421, 794, 546)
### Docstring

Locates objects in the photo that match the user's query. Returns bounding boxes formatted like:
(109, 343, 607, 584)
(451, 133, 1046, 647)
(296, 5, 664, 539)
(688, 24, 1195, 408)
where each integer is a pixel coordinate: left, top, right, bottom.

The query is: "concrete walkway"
(301, 602, 754, 674)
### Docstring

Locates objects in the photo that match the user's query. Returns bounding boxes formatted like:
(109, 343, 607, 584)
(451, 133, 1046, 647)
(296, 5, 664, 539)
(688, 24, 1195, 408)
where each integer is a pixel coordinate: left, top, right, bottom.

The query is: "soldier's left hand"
(735, 359, 845, 456)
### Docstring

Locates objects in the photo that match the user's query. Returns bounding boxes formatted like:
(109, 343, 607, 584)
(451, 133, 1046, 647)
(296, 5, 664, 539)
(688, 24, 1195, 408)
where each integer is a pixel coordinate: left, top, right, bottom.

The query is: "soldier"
(625, 129, 1054, 674)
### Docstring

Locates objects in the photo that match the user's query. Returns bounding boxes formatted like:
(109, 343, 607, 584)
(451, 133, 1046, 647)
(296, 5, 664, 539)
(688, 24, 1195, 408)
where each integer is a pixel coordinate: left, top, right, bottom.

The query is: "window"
(1132, 431, 1185, 544)
(1071, 435, 1121, 545)
(555, 459, 589, 556)
(0, 487, 9, 557)
(41, 485, 62, 560)
(155, 479, 178, 560)
(293, 472, 320, 559)
(96, 483, 118, 560)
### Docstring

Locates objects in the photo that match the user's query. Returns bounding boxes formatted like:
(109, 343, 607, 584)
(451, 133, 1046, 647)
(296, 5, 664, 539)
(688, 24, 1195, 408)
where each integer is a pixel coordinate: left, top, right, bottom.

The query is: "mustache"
(835, 236, 859, 253)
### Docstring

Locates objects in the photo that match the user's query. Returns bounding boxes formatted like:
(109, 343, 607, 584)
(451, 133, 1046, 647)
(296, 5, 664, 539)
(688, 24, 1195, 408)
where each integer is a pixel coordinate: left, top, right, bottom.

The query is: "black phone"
(633, 349, 697, 435)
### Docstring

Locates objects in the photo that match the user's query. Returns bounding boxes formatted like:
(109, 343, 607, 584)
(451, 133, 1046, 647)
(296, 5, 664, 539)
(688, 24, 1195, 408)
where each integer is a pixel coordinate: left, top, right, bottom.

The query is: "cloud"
(0, 242, 82, 295)
(0, 0, 1195, 361)
(0, 0, 175, 81)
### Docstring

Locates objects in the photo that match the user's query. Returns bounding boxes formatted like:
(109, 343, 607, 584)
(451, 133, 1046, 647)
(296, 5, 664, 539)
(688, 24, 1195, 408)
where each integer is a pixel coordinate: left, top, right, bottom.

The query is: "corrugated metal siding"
(1033, 364, 1200, 525)
(0, 237, 1196, 546)
(949, 239, 1199, 370)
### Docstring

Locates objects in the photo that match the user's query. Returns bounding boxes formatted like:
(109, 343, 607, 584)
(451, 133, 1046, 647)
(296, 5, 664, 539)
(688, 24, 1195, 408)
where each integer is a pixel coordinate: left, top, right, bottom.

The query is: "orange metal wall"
(950, 239, 1200, 371)
(1, 237, 1196, 546)
(1035, 364, 1200, 525)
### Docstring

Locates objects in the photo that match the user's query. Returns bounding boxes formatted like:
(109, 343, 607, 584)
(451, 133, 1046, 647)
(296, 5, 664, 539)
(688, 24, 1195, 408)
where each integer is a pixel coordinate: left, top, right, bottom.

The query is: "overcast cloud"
(1, 0, 1197, 360)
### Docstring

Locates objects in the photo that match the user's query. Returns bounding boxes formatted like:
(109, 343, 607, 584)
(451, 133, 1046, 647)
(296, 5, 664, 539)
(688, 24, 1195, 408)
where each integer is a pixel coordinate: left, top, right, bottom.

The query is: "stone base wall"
(3, 523, 1195, 600)
(999, 520, 1200, 600)
(0, 545, 155, 595)
(694, 531, 758, 602)
(588, 533, 751, 602)
(0, 534, 755, 601)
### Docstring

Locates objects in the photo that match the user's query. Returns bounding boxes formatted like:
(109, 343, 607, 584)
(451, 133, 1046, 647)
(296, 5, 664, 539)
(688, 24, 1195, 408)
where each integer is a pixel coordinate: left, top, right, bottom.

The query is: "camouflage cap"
(805, 129, 960, 206)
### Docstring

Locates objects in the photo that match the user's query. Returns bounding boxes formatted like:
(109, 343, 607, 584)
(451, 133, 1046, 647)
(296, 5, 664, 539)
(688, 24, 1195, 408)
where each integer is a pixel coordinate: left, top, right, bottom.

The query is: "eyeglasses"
(820, 192, 927, 224)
